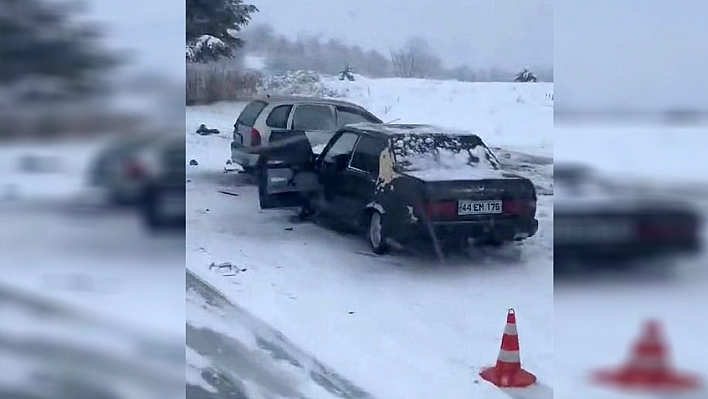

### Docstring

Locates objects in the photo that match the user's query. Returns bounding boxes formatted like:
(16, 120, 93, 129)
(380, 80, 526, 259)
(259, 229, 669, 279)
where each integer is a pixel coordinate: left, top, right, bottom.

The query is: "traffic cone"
(592, 320, 702, 393)
(480, 308, 537, 388)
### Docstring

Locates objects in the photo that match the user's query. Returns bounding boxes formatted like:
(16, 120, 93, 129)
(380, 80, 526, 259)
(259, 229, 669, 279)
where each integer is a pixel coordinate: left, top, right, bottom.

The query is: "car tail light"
(425, 201, 457, 220)
(250, 128, 262, 146)
(123, 159, 148, 180)
(503, 198, 536, 216)
(638, 220, 695, 240)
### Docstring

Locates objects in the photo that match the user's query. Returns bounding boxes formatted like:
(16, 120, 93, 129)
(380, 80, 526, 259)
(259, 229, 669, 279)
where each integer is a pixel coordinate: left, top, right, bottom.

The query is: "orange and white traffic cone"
(480, 308, 537, 388)
(592, 320, 702, 393)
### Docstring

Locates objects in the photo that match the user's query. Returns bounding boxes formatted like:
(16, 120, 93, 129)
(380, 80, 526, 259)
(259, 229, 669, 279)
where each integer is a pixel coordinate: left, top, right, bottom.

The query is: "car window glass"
(266, 105, 292, 128)
(322, 132, 359, 164)
(237, 100, 267, 126)
(350, 135, 386, 175)
(292, 104, 336, 131)
(336, 107, 380, 126)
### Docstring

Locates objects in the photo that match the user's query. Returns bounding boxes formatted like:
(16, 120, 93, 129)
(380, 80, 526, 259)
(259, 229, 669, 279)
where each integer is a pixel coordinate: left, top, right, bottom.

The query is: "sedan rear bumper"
(555, 238, 701, 263)
(398, 217, 539, 243)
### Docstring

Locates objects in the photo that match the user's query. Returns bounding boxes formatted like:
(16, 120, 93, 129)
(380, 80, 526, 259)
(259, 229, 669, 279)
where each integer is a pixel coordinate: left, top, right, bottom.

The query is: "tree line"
(238, 24, 552, 82)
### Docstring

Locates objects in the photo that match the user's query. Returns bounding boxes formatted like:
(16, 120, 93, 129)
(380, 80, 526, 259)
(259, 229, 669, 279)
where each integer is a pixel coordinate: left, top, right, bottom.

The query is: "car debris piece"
(208, 262, 239, 276)
(217, 190, 239, 197)
(196, 124, 220, 135)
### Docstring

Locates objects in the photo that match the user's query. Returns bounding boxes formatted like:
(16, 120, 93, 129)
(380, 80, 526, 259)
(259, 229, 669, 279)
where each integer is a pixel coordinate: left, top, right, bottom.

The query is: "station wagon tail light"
(503, 199, 536, 216)
(250, 128, 262, 146)
(425, 201, 457, 220)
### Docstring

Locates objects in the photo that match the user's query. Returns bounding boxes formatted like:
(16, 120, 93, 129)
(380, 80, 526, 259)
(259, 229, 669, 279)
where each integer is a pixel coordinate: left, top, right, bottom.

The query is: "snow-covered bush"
(186, 64, 262, 104)
(339, 65, 356, 81)
(259, 71, 341, 97)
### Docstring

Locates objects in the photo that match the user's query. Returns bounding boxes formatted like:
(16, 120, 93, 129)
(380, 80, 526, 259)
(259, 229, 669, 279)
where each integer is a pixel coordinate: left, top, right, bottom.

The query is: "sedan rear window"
(237, 100, 267, 127)
(392, 134, 499, 173)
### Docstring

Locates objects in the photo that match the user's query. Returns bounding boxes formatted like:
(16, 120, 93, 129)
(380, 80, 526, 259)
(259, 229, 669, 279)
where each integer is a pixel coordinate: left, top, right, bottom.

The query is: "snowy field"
(554, 127, 708, 399)
(186, 78, 554, 398)
(0, 139, 185, 398)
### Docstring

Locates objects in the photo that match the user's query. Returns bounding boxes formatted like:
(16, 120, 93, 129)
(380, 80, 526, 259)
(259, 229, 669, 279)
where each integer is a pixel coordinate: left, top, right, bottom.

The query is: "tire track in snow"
(491, 147, 553, 196)
(186, 269, 376, 399)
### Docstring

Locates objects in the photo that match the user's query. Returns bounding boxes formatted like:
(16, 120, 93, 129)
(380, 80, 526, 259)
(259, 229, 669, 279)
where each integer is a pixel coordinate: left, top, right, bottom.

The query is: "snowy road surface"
(554, 127, 708, 399)
(186, 79, 554, 399)
(0, 140, 185, 398)
(188, 269, 375, 399)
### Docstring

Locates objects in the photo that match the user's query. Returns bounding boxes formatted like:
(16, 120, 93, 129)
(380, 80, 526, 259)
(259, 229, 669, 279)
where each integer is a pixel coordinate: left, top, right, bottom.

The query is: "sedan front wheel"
(368, 211, 390, 255)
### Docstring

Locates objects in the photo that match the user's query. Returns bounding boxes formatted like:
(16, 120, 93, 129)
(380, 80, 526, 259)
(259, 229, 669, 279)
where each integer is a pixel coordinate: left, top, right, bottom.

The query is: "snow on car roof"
(346, 122, 479, 138)
(252, 95, 367, 109)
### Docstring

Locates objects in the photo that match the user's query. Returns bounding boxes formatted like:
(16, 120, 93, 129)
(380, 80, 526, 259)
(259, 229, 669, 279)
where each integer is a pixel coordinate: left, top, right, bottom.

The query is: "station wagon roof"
(345, 123, 480, 138)
(253, 95, 367, 109)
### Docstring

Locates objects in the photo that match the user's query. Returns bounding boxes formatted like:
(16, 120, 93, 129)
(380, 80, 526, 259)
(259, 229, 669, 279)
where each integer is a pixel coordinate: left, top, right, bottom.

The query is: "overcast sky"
(555, 0, 708, 111)
(249, 0, 552, 70)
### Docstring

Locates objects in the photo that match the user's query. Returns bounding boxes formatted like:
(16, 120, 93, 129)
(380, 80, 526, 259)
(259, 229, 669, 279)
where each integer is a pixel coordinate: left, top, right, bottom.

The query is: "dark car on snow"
(87, 134, 161, 205)
(554, 163, 702, 269)
(138, 135, 186, 231)
(255, 123, 539, 254)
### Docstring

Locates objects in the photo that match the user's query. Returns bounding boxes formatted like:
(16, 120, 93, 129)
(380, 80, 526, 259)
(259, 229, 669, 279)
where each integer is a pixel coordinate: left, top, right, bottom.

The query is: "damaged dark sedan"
(256, 123, 539, 254)
(554, 163, 703, 269)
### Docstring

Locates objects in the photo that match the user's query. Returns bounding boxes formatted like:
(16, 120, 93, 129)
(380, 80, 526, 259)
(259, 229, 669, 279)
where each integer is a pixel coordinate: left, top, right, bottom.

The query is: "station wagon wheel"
(368, 211, 389, 254)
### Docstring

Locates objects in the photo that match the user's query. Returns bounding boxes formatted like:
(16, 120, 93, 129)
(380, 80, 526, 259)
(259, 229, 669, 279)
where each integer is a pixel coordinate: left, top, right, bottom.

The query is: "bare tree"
(390, 49, 416, 78)
(390, 37, 442, 78)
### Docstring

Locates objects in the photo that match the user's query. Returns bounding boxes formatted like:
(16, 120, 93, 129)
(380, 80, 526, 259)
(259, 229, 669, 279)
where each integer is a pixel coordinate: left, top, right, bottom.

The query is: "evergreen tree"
(0, 0, 119, 98)
(186, 0, 258, 63)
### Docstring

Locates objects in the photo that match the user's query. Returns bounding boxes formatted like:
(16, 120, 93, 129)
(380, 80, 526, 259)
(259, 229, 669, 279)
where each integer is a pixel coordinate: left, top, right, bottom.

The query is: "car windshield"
(391, 133, 499, 173)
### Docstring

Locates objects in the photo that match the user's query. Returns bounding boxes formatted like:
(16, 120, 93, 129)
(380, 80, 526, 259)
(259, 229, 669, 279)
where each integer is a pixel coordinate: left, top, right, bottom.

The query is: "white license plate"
(458, 199, 502, 215)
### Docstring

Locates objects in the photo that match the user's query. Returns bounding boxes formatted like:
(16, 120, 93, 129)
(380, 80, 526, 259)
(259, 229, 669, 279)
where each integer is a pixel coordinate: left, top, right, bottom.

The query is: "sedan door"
(336, 134, 389, 227)
(315, 130, 361, 220)
(257, 130, 319, 210)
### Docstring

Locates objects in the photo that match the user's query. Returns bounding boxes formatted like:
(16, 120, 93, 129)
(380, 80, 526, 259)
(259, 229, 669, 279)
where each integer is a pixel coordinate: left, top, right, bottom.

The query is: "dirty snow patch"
(186, 347, 217, 393)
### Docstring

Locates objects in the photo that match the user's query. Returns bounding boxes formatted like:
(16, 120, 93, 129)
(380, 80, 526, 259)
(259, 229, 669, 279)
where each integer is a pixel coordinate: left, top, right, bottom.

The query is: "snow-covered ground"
(0, 140, 105, 203)
(187, 269, 377, 399)
(0, 139, 185, 398)
(324, 77, 553, 156)
(554, 127, 708, 399)
(187, 78, 554, 399)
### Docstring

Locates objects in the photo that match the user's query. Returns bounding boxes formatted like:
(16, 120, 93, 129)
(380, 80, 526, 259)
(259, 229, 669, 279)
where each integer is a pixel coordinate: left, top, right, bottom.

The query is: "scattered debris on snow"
(196, 124, 220, 136)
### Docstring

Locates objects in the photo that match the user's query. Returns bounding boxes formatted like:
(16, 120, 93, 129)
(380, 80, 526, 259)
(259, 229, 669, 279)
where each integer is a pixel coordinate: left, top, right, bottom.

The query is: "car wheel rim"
(370, 213, 382, 248)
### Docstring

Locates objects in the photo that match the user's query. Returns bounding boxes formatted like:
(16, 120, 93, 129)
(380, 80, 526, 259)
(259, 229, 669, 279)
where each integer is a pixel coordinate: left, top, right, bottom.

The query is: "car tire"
(367, 211, 389, 255)
(484, 239, 505, 247)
